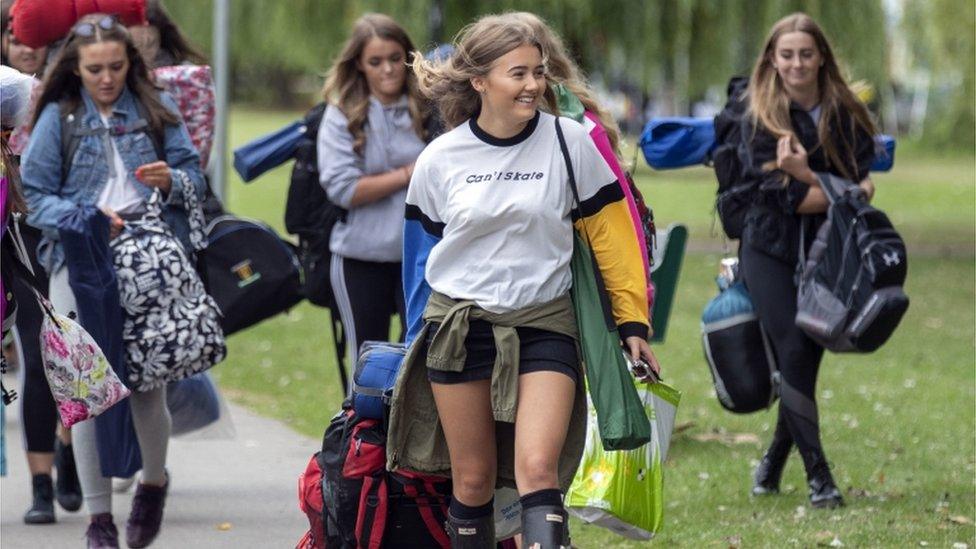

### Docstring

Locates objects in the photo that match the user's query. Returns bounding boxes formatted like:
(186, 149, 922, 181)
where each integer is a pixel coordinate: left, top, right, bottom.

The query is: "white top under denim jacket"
(316, 95, 426, 263)
(20, 86, 206, 273)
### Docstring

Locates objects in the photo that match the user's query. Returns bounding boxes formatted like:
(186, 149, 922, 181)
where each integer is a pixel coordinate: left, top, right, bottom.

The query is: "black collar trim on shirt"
(468, 110, 540, 147)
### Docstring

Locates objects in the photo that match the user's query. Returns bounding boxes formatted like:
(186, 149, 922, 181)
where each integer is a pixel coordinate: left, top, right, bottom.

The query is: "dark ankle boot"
(86, 513, 120, 549)
(23, 473, 56, 524)
(126, 473, 169, 548)
(446, 511, 495, 549)
(521, 505, 570, 549)
(752, 445, 791, 496)
(808, 461, 844, 509)
(55, 439, 83, 512)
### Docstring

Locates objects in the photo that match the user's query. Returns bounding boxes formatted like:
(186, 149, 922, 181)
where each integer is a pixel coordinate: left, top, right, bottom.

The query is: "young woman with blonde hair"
(389, 13, 657, 548)
(317, 13, 435, 371)
(736, 12, 877, 509)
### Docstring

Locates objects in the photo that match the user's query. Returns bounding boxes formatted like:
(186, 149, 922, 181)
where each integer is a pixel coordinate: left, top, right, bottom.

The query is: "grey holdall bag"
(795, 173, 909, 353)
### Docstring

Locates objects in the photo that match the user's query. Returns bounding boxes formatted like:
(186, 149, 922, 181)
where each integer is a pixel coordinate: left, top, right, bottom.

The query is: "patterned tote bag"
(3, 218, 131, 427)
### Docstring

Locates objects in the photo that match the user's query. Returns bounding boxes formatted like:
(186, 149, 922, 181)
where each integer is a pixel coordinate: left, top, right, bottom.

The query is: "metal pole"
(212, 0, 230, 202)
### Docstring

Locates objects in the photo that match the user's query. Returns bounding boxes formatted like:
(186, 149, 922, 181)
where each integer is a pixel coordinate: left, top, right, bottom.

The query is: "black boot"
(752, 410, 794, 496)
(24, 474, 56, 524)
(808, 461, 844, 509)
(446, 511, 494, 549)
(521, 505, 570, 549)
(55, 439, 83, 512)
(751, 439, 791, 496)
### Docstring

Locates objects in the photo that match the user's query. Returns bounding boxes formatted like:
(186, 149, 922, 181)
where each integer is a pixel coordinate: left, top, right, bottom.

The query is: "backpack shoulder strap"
(134, 97, 166, 163)
(59, 96, 168, 177)
(59, 101, 88, 180)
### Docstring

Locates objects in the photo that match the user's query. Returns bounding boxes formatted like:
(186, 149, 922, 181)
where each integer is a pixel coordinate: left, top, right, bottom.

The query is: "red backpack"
(297, 407, 452, 549)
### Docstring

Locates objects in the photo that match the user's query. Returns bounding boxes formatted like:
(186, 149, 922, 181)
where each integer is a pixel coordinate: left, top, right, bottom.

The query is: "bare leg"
(513, 372, 575, 494)
(430, 379, 496, 505)
(514, 371, 575, 549)
(26, 452, 54, 475)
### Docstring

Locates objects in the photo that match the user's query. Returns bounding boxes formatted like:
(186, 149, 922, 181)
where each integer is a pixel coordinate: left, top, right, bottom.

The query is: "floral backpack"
(110, 174, 226, 392)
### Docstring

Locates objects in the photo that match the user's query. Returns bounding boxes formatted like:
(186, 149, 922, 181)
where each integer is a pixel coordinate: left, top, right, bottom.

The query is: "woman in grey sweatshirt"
(317, 13, 435, 370)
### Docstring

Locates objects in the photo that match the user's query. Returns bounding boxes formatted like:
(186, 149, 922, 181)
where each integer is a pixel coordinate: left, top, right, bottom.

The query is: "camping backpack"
(284, 102, 346, 310)
(795, 173, 909, 353)
(200, 215, 304, 335)
(297, 406, 452, 549)
(701, 266, 779, 414)
(707, 76, 752, 239)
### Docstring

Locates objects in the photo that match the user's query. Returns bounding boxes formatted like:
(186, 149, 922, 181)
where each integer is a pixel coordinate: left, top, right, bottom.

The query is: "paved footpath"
(1, 391, 319, 548)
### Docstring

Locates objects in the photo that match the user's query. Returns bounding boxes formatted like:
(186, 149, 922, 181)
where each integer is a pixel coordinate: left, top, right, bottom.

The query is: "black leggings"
(329, 255, 406, 371)
(13, 226, 58, 453)
(740, 242, 827, 474)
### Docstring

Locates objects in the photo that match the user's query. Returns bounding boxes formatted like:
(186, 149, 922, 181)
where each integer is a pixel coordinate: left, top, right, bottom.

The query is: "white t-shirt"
(96, 114, 145, 215)
(406, 111, 617, 313)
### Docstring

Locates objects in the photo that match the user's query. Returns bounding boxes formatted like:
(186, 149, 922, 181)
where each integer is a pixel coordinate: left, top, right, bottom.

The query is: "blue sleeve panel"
(402, 212, 442, 345)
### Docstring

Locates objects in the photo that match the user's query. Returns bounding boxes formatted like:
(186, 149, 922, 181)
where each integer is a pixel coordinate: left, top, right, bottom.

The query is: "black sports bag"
(200, 215, 304, 335)
(795, 173, 909, 353)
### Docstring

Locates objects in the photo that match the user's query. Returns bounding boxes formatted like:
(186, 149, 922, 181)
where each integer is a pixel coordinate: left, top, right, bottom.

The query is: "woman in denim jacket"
(20, 14, 204, 549)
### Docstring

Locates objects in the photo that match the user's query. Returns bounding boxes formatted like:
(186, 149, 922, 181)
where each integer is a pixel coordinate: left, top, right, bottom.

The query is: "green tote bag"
(555, 119, 651, 451)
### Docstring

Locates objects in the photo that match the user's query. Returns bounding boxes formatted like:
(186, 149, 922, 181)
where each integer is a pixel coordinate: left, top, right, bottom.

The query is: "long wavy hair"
(411, 13, 557, 130)
(511, 11, 622, 158)
(321, 13, 429, 156)
(31, 14, 178, 135)
(145, 0, 208, 65)
(748, 12, 876, 181)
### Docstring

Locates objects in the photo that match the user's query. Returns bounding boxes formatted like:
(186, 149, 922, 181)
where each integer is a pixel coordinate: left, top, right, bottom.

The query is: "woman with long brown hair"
(736, 12, 877, 509)
(316, 13, 434, 373)
(20, 13, 206, 547)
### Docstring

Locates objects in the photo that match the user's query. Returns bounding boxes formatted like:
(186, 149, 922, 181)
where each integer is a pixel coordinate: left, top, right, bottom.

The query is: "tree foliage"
(163, 0, 971, 147)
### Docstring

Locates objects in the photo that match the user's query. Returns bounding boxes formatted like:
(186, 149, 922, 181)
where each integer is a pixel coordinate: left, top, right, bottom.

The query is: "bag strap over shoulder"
(59, 97, 167, 180)
(554, 118, 582, 212)
(1, 220, 60, 324)
(554, 117, 616, 331)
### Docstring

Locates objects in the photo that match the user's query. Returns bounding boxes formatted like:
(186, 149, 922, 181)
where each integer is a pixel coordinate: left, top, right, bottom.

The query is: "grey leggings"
(50, 268, 171, 516)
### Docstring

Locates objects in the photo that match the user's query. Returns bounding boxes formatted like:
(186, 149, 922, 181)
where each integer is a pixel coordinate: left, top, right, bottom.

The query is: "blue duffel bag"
(232, 120, 305, 182)
(352, 341, 407, 419)
(639, 117, 715, 169)
(639, 116, 898, 172)
(872, 135, 896, 172)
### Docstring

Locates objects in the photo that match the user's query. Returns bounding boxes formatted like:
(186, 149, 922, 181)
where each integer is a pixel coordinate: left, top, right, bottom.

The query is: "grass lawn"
(213, 108, 975, 547)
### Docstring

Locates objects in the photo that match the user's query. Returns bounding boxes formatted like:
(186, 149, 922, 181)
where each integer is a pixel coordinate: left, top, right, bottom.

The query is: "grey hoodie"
(317, 95, 426, 262)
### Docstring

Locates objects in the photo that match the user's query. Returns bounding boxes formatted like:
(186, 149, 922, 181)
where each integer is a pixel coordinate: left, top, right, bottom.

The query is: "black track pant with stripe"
(330, 255, 406, 386)
(740, 242, 828, 475)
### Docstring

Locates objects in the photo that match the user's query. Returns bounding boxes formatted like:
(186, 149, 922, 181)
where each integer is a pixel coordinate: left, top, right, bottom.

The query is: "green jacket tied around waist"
(386, 291, 587, 490)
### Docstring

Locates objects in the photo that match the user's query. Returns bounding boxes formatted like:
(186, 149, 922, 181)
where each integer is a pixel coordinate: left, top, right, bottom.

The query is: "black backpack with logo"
(708, 77, 752, 239)
(200, 215, 304, 335)
(795, 173, 909, 353)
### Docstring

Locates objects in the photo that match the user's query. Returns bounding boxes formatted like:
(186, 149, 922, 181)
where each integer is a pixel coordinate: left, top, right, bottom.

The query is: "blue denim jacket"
(20, 86, 206, 272)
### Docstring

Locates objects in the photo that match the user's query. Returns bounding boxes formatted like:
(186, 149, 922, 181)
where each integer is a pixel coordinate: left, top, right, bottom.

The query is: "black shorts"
(425, 320, 579, 385)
